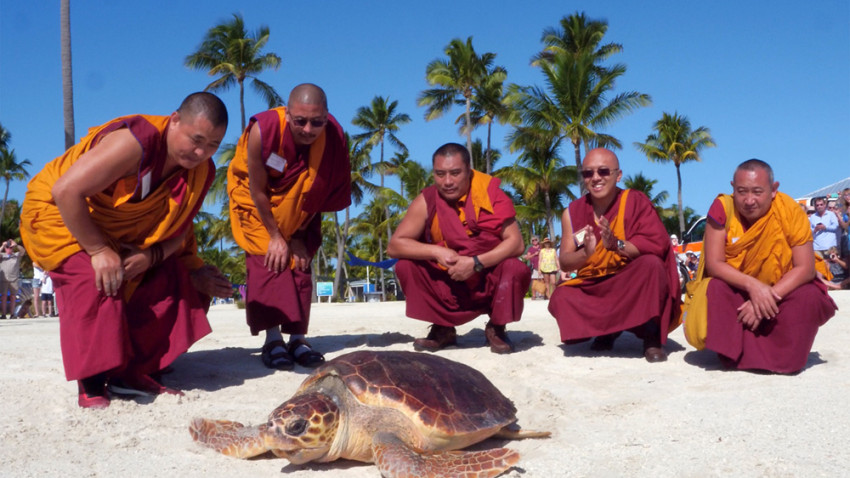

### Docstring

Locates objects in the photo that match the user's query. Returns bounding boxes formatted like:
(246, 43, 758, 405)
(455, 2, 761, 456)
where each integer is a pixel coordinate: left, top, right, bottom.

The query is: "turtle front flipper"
(372, 433, 520, 478)
(189, 418, 269, 459)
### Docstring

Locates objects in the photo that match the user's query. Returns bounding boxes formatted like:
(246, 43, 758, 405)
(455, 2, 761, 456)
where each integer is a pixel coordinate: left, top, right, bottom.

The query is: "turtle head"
(263, 392, 340, 464)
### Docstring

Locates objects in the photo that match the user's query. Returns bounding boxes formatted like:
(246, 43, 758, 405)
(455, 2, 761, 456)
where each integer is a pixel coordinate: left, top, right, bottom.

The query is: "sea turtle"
(190, 350, 549, 477)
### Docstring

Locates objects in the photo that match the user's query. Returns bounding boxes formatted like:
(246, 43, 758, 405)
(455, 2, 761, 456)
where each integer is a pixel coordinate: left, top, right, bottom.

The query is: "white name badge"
(266, 152, 287, 172)
(140, 171, 152, 199)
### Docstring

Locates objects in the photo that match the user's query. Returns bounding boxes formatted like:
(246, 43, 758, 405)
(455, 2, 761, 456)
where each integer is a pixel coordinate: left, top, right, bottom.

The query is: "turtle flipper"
(372, 433, 519, 478)
(189, 418, 269, 459)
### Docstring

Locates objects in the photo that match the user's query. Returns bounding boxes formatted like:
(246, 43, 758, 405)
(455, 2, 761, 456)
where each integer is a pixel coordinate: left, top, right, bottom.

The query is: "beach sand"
(1, 292, 847, 477)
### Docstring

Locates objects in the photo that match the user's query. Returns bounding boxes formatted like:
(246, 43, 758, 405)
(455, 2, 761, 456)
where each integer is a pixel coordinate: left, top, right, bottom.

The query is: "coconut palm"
(0, 148, 31, 218)
(418, 37, 505, 153)
(532, 12, 623, 67)
(497, 126, 576, 240)
(624, 172, 669, 215)
(185, 13, 283, 132)
(60, 0, 75, 149)
(458, 63, 511, 173)
(351, 96, 411, 190)
(0, 123, 10, 152)
(469, 138, 502, 173)
(634, 112, 716, 237)
(204, 142, 235, 208)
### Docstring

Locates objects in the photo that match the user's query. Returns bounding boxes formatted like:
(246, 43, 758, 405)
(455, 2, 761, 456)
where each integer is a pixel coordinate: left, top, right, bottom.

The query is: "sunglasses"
(289, 116, 327, 128)
(580, 167, 618, 179)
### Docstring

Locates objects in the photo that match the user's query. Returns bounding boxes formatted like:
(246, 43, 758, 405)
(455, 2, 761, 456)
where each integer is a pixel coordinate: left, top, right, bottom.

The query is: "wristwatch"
(473, 256, 484, 272)
(616, 239, 626, 251)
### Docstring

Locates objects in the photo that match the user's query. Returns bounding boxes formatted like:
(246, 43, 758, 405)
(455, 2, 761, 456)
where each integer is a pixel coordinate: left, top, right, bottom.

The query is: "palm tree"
(0, 148, 31, 217)
(634, 112, 716, 237)
(624, 172, 669, 215)
(469, 138, 501, 173)
(0, 123, 10, 152)
(185, 13, 283, 132)
(60, 0, 75, 149)
(459, 64, 511, 173)
(498, 126, 576, 240)
(514, 13, 650, 195)
(351, 96, 411, 189)
(418, 37, 505, 153)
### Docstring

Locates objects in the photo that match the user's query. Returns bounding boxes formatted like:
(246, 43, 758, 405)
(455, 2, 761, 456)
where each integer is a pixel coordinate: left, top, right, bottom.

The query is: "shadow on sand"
(559, 333, 687, 360)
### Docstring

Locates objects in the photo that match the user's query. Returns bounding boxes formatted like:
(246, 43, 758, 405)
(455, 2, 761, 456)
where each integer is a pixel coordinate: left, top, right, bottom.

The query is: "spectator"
(0, 239, 25, 319)
(809, 196, 839, 255)
(523, 236, 544, 299)
(40, 272, 55, 317)
(822, 246, 847, 290)
(32, 262, 44, 318)
(538, 237, 559, 299)
(837, 188, 850, 257)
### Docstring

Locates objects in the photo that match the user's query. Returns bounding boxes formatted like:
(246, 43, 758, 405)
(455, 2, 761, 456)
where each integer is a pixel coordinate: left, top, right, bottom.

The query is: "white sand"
(1, 292, 847, 477)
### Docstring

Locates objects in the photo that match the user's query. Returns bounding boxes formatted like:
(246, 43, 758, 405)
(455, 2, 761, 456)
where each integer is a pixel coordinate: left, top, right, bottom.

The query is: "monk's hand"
(190, 265, 233, 298)
(290, 237, 311, 271)
(265, 235, 290, 273)
(583, 229, 598, 258)
(120, 244, 149, 281)
(736, 300, 762, 331)
(447, 256, 476, 282)
(745, 279, 781, 320)
(597, 216, 617, 250)
(90, 247, 123, 297)
(434, 247, 460, 270)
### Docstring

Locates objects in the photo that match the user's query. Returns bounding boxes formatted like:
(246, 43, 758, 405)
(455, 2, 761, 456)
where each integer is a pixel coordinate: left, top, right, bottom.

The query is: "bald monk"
(549, 148, 681, 362)
(228, 83, 350, 370)
(684, 159, 836, 373)
(387, 143, 529, 354)
(20, 92, 233, 408)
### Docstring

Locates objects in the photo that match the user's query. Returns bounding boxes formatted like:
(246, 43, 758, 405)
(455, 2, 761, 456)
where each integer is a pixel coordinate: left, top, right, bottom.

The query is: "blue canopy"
(346, 251, 398, 269)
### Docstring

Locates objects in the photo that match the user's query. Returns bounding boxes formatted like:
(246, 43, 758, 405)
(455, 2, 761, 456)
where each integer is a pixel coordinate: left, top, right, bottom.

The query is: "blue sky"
(1, 0, 848, 222)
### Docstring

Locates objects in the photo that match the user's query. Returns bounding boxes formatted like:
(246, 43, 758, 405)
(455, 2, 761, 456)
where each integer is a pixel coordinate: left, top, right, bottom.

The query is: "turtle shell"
(298, 350, 517, 436)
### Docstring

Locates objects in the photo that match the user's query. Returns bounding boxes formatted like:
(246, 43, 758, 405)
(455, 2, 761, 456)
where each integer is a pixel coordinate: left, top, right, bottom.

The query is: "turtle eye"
(285, 419, 308, 436)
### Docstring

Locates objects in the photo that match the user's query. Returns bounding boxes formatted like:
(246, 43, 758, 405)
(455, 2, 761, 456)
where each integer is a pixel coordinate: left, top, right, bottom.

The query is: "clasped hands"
(434, 247, 476, 281)
(737, 279, 782, 331)
(265, 235, 310, 273)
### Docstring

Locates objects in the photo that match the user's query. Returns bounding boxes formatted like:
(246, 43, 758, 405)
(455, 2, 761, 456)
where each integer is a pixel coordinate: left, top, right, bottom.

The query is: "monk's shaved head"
(734, 158, 774, 184)
(177, 92, 228, 128)
(289, 83, 328, 111)
(582, 148, 620, 169)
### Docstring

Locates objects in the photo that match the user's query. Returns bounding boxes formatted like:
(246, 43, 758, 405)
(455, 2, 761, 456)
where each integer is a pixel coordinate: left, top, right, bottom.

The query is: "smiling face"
(166, 111, 226, 170)
(731, 167, 778, 226)
(433, 153, 472, 203)
(581, 148, 622, 203)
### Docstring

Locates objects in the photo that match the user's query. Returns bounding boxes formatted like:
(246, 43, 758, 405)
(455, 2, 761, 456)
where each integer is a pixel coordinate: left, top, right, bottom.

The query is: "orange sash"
(21, 115, 210, 273)
(561, 190, 630, 286)
(228, 108, 325, 262)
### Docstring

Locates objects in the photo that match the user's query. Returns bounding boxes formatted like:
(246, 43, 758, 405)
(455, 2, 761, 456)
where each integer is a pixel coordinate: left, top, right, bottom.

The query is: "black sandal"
(288, 338, 325, 368)
(261, 340, 294, 370)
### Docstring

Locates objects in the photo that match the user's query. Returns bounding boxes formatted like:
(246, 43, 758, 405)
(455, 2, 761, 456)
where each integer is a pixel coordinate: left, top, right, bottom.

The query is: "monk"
(20, 92, 233, 409)
(549, 148, 681, 362)
(387, 143, 529, 354)
(683, 159, 836, 373)
(228, 83, 350, 371)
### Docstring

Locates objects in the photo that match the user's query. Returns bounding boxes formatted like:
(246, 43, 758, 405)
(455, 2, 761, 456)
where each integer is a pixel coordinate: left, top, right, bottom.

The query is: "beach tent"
(797, 177, 850, 204)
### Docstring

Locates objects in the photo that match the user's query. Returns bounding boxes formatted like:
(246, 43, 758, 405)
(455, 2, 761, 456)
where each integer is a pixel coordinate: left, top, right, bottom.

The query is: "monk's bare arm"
(771, 242, 816, 298)
(478, 218, 524, 268)
(703, 217, 779, 320)
(558, 208, 594, 271)
(387, 194, 455, 265)
(52, 128, 142, 296)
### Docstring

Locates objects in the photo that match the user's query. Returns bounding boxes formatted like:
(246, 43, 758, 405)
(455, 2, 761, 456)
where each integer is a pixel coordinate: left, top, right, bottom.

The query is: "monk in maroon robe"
(388, 143, 529, 354)
(685, 159, 836, 373)
(549, 148, 681, 362)
(20, 93, 233, 408)
(228, 84, 350, 370)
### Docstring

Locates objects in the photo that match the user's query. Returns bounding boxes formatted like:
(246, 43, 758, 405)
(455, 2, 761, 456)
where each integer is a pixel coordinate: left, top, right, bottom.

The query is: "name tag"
(140, 171, 152, 199)
(266, 152, 287, 172)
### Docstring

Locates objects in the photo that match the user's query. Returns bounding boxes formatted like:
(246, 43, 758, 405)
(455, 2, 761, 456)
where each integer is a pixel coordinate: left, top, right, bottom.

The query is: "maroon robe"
(52, 251, 211, 381)
(702, 198, 836, 373)
(549, 189, 681, 343)
(396, 174, 530, 327)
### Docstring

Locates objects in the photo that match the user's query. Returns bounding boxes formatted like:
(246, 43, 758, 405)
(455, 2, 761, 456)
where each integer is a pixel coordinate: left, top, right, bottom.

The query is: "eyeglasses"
(289, 116, 327, 128)
(580, 167, 618, 179)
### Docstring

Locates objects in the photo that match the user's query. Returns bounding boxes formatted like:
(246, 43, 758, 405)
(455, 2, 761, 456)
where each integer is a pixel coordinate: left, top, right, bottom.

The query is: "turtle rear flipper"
(372, 433, 519, 478)
(189, 418, 268, 459)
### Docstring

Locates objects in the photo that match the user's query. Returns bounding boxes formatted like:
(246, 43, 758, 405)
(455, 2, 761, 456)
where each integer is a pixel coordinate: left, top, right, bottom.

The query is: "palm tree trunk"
(333, 210, 344, 301)
(60, 0, 75, 150)
(238, 80, 246, 133)
(1, 179, 8, 219)
(485, 122, 492, 174)
(676, 163, 685, 238)
(544, 190, 556, 240)
(573, 140, 585, 196)
(379, 139, 387, 301)
(464, 97, 473, 153)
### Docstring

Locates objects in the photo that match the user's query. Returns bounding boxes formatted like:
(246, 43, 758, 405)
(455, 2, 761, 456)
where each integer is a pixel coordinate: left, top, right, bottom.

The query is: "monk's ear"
(170, 111, 181, 126)
(771, 181, 779, 197)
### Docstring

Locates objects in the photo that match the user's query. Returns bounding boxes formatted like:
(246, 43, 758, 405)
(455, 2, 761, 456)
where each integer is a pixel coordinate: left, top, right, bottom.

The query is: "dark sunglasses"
(581, 167, 618, 179)
(290, 116, 327, 128)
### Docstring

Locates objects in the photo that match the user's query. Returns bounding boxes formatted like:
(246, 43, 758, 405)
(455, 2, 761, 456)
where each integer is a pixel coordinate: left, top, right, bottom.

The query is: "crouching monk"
(549, 148, 681, 362)
(20, 92, 233, 408)
(387, 143, 529, 354)
(684, 159, 836, 373)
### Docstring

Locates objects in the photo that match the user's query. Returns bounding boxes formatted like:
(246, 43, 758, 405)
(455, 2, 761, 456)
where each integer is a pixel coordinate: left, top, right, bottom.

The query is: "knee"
(498, 258, 531, 281)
